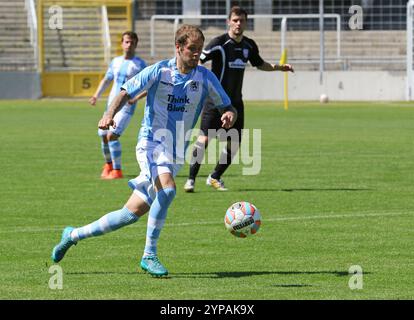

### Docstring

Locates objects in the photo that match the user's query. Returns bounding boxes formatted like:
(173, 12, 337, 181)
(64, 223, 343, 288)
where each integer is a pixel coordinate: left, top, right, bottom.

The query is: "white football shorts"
(128, 139, 182, 206)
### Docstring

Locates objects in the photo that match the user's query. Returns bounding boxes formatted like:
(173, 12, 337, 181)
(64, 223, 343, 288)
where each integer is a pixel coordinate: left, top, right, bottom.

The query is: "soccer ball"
(320, 93, 329, 103)
(224, 201, 261, 238)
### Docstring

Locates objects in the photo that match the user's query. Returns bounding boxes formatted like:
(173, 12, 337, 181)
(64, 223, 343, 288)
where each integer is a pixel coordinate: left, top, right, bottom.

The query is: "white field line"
(0, 211, 411, 234)
(170, 211, 412, 227)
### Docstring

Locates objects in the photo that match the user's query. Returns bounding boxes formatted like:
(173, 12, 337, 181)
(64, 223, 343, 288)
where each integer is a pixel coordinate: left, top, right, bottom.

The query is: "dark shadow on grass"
(281, 188, 373, 192)
(66, 271, 172, 279)
(125, 173, 240, 180)
(67, 271, 136, 275)
(66, 270, 369, 280)
(170, 270, 364, 279)
(237, 188, 373, 192)
(127, 173, 238, 180)
(271, 284, 313, 288)
(175, 173, 238, 178)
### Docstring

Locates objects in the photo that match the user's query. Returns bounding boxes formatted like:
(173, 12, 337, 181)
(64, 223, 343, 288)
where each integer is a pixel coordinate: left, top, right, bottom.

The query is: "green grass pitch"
(0, 99, 413, 299)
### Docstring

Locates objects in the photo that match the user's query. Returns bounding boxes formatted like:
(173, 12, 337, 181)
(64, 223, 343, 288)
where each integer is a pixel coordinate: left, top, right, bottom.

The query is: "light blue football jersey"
(104, 55, 147, 110)
(121, 58, 231, 161)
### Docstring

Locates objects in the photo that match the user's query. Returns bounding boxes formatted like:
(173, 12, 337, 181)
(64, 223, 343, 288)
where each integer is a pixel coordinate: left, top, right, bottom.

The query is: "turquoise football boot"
(140, 255, 168, 277)
(51, 226, 77, 263)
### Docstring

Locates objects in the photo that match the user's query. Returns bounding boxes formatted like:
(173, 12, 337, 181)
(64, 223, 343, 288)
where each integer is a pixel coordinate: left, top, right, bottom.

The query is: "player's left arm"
(257, 61, 294, 72)
(248, 38, 294, 73)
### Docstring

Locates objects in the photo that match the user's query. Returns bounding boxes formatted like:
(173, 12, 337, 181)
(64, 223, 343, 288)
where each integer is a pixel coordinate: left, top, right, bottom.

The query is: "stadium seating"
(0, 0, 36, 71)
(42, 3, 130, 71)
(0, 1, 407, 73)
(42, 6, 105, 71)
(134, 18, 406, 71)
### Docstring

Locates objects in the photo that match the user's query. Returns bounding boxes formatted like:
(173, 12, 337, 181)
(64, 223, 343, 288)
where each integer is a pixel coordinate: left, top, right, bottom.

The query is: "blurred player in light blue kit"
(89, 31, 147, 179)
(52, 25, 237, 277)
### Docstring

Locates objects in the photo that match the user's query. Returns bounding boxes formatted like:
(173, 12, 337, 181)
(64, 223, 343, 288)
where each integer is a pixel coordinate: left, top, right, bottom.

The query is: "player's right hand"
(89, 96, 97, 106)
(98, 116, 116, 129)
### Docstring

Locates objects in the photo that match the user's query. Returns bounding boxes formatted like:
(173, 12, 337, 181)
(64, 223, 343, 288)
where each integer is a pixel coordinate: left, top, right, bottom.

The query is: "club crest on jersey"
(189, 81, 199, 92)
(243, 49, 249, 58)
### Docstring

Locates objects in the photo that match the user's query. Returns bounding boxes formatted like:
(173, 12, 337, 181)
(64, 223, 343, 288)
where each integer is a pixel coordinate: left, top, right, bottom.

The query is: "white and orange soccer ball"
(224, 201, 261, 238)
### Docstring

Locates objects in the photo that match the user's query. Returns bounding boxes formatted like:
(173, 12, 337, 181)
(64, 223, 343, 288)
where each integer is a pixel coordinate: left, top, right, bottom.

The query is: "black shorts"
(199, 102, 244, 143)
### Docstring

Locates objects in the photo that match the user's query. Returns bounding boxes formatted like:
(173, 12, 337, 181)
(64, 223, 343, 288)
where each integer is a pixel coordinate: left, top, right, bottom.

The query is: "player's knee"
(192, 139, 207, 161)
(101, 135, 109, 143)
(125, 192, 151, 217)
(98, 129, 108, 140)
(164, 187, 176, 198)
(197, 135, 209, 147)
(226, 141, 240, 155)
(130, 203, 150, 217)
(107, 132, 119, 141)
(158, 187, 176, 205)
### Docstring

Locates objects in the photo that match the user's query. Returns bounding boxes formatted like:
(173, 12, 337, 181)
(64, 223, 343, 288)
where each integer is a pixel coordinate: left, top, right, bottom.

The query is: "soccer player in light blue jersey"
(89, 31, 147, 179)
(52, 25, 237, 277)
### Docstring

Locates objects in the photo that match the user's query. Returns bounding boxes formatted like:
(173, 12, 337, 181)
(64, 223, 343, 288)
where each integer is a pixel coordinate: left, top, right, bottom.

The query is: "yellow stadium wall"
(42, 72, 110, 97)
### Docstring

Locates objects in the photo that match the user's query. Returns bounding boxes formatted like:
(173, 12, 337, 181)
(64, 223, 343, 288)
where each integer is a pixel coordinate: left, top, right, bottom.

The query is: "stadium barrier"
(149, 13, 342, 62)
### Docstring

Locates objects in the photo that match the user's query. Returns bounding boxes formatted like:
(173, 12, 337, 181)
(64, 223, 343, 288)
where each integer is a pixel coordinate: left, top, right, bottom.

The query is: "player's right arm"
(199, 36, 222, 64)
(90, 60, 114, 106)
(89, 78, 112, 106)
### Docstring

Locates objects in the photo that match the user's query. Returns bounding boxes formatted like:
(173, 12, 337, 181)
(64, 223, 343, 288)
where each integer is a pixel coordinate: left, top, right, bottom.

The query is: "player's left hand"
(98, 115, 116, 129)
(279, 64, 294, 73)
(221, 111, 236, 129)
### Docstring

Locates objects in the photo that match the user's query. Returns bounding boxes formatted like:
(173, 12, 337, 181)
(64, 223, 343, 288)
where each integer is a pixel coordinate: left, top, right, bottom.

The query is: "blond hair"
(175, 24, 205, 47)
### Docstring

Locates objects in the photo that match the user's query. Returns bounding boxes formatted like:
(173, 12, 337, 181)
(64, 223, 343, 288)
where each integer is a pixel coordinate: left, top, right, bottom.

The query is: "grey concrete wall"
(254, 0, 273, 32)
(0, 72, 42, 99)
(242, 70, 406, 101)
(0, 70, 407, 101)
(182, 0, 201, 25)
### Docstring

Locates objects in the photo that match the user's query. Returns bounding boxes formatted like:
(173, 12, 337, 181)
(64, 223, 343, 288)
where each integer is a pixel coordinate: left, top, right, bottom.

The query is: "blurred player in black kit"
(184, 6, 294, 192)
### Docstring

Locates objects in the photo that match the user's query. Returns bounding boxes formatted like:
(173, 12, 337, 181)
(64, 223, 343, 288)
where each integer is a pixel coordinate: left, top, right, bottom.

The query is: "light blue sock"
(71, 207, 138, 242)
(108, 140, 122, 170)
(101, 141, 111, 164)
(144, 187, 176, 256)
